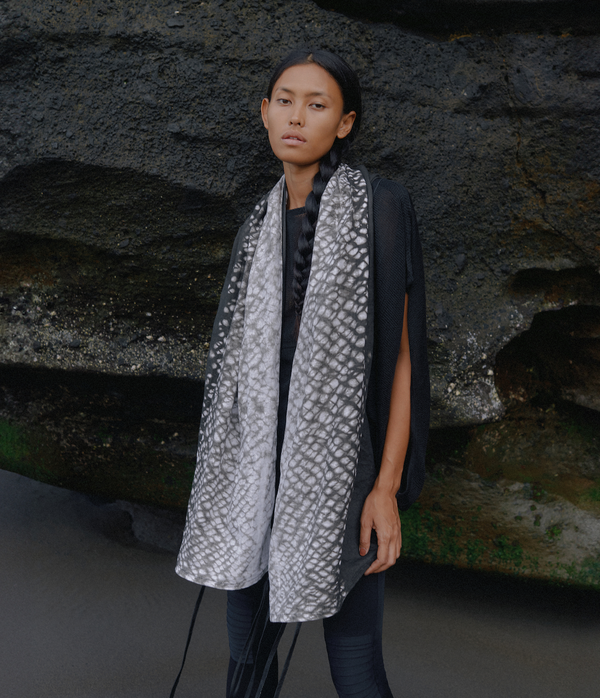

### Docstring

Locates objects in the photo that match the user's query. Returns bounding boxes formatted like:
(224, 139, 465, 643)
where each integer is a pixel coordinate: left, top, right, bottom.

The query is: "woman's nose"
(289, 109, 303, 126)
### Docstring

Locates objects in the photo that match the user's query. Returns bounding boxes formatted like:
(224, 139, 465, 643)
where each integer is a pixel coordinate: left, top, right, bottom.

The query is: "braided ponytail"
(292, 139, 344, 323)
(265, 49, 362, 327)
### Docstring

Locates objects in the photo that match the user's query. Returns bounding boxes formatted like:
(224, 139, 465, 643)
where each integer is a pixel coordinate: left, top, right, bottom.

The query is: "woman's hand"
(359, 486, 402, 575)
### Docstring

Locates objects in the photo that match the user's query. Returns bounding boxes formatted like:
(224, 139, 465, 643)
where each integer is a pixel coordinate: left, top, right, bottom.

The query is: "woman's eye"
(311, 103, 325, 110)
(277, 98, 291, 105)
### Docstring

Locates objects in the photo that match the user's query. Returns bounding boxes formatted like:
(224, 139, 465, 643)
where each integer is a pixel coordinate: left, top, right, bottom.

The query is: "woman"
(175, 49, 430, 698)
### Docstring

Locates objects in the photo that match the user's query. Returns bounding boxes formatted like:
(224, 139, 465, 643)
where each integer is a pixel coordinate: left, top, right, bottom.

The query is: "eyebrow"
(275, 87, 330, 99)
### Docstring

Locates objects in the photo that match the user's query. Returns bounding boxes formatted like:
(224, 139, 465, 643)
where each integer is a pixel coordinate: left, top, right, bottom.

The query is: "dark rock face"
(314, 0, 600, 38)
(2, 0, 599, 427)
(0, 364, 200, 509)
(0, 160, 232, 379)
(1, 0, 600, 582)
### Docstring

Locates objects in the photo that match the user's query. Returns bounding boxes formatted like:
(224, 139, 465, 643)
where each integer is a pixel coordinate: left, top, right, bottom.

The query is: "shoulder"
(365, 174, 417, 243)
(370, 176, 414, 213)
(237, 193, 270, 235)
(246, 192, 270, 224)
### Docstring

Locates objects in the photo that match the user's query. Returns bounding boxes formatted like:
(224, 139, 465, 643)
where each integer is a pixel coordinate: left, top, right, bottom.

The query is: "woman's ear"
(337, 110, 356, 140)
(261, 98, 270, 130)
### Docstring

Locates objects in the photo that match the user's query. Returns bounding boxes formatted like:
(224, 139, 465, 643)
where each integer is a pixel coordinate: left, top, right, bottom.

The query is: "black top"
(275, 206, 305, 483)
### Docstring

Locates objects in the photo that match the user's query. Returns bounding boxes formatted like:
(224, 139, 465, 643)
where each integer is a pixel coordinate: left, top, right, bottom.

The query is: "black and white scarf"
(176, 164, 371, 622)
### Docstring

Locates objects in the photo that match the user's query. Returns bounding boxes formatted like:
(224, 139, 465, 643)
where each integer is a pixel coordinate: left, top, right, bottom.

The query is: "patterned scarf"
(176, 164, 371, 622)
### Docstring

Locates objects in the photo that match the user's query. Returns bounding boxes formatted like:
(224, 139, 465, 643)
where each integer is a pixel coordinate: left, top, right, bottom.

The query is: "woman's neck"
(283, 161, 319, 209)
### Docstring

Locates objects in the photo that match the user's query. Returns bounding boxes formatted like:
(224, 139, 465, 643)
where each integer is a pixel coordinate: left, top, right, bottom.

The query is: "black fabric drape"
(339, 173, 430, 594)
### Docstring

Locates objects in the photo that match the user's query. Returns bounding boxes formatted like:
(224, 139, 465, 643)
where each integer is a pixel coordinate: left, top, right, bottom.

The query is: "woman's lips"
(282, 131, 306, 144)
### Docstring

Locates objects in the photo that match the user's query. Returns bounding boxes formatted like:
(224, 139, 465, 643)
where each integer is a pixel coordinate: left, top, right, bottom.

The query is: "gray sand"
(1, 468, 599, 698)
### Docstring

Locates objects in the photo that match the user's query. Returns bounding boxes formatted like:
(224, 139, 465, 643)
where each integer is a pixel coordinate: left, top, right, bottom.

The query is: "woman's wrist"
(371, 469, 403, 497)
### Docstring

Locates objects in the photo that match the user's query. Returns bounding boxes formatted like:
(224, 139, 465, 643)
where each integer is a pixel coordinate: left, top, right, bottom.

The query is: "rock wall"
(1, 0, 599, 585)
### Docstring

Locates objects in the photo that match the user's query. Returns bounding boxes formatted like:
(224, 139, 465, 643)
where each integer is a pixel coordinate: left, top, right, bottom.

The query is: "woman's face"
(261, 63, 356, 172)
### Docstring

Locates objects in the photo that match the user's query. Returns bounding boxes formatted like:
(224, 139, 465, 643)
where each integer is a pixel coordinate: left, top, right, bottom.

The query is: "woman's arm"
(360, 292, 411, 575)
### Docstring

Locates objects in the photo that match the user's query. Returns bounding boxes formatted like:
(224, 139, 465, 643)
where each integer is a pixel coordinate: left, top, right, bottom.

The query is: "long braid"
(292, 139, 345, 325)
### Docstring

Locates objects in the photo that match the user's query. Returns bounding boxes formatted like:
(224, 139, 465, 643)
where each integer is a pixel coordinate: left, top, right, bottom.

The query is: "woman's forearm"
(373, 292, 412, 494)
(359, 293, 412, 573)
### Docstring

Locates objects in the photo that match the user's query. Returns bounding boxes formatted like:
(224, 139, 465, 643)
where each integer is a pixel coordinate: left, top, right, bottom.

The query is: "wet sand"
(1, 468, 599, 698)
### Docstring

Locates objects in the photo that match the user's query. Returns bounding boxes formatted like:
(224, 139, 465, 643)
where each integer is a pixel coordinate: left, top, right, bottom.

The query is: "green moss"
(579, 557, 600, 587)
(545, 524, 563, 541)
(0, 416, 196, 510)
(438, 525, 463, 564)
(582, 481, 600, 503)
(402, 504, 469, 565)
(402, 501, 598, 589)
(401, 503, 431, 559)
(466, 539, 488, 567)
(531, 483, 546, 501)
(0, 420, 30, 464)
(402, 504, 541, 577)
(403, 505, 490, 568)
(491, 536, 524, 567)
(556, 556, 600, 589)
(0, 419, 63, 484)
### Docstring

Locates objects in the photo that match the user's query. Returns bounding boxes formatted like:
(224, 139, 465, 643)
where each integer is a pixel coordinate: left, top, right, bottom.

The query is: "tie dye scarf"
(176, 164, 371, 623)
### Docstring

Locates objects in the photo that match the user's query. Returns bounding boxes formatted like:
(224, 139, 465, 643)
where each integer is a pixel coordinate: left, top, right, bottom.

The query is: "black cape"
(337, 170, 430, 592)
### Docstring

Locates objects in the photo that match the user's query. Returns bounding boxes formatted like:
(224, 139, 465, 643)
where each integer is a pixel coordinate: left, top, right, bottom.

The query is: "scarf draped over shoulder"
(177, 165, 373, 622)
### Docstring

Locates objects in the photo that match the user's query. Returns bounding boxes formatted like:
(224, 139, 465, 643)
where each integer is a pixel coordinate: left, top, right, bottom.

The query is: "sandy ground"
(1, 468, 599, 698)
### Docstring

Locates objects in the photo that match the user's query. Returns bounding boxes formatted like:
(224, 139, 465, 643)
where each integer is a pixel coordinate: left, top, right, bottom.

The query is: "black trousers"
(226, 571, 394, 698)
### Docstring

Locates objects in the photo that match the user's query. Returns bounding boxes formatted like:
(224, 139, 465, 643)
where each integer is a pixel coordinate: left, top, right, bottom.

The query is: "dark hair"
(266, 49, 362, 326)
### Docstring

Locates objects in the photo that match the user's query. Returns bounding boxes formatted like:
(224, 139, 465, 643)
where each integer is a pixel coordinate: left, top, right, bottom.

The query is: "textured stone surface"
(2, 0, 599, 427)
(0, 364, 201, 509)
(314, 0, 600, 38)
(1, 0, 600, 583)
(403, 402, 600, 588)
